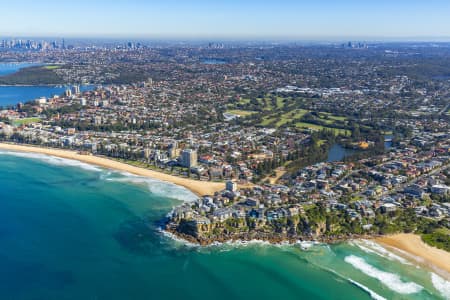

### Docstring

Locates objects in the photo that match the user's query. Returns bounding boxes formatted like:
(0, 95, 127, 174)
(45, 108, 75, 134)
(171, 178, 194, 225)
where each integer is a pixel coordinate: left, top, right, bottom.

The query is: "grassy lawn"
(322, 112, 347, 121)
(12, 117, 42, 126)
(275, 109, 309, 127)
(260, 109, 309, 127)
(43, 65, 61, 70)
(226, 109, 257, 117)
(233, 94, 352, 135)
(237, 98, 251, 105)
(295, 122, 350, 135)
(276, 97, 285, 109)
(295, 122, 325, 130)
(317, 140, 327, 146)
(261, 116, 276, 126)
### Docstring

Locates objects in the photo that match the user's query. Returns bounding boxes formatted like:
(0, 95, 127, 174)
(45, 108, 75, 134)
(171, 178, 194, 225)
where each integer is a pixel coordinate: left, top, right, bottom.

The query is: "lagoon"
(327, 144, 357, 162)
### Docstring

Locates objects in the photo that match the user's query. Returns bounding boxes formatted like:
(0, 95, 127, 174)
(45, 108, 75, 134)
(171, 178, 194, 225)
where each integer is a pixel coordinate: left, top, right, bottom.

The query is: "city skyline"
(2, 0, 450, 40)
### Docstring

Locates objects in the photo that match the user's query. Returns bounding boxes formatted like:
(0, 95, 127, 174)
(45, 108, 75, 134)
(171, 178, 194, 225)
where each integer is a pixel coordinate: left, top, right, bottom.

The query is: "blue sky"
(2, 0, 450, 40)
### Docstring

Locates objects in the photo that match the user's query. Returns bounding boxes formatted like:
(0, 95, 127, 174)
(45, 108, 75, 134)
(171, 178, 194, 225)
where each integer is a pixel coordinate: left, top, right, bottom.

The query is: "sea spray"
(352, 240, 412, 265)
(106, 174, 198, 203)
(160, 227, 323, 252)
(345, 255, 423, 294)
(431, 273, 450, 299)
(0, 150, 102, 172)
(158, 228, 199, 248)
(0, 150, 199, 203)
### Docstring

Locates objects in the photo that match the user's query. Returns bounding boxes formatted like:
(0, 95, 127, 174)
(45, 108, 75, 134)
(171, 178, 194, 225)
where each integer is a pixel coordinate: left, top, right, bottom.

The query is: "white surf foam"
(348, 278, 387, 300)
(106, 174, 198, 203)
(158, 228, 199, 248)
(204, 239, 322, 251)
(0, 150, 198, 203)
(0, 150, 102, 172)
(431, 273, 450, 299)
(354, 240, 412, 265)
(344, 255, 423, 294)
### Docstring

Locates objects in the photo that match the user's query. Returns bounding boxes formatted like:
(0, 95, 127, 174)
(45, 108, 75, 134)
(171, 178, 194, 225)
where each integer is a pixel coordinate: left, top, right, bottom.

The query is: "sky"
(1, 0, 450, 40)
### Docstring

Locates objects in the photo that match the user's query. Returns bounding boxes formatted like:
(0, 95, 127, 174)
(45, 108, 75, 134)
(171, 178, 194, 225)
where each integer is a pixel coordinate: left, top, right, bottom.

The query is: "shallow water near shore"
(0, 152, 448, 300)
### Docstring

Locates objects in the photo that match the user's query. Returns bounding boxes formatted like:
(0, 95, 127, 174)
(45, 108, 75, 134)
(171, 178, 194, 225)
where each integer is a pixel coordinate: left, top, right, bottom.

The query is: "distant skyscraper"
(181, 149, 197, 168)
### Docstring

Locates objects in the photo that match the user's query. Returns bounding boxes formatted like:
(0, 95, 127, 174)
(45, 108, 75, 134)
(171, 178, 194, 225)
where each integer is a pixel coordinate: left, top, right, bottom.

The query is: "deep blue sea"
(0, 63, 93, 106)
(0, 151, 448, 299)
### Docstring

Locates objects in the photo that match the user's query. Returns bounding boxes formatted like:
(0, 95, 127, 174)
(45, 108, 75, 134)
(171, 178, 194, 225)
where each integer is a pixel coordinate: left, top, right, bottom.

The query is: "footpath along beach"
(0, 143, 224, 196)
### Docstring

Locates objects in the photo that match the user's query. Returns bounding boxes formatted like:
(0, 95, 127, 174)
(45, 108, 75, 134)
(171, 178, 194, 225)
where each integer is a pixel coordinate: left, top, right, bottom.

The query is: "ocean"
(0, 63, 93, 106)
(0, 151, 448, 300)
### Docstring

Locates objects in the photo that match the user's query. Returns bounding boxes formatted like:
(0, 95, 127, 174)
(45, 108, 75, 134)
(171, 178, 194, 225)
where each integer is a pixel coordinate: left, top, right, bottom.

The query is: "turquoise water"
(0, 151, 448, 300)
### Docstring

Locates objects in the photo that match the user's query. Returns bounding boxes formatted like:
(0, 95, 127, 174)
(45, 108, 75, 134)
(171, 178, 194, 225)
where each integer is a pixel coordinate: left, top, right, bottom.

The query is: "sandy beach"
(0, 143, 225, 196)
(376, 233, 450, 280)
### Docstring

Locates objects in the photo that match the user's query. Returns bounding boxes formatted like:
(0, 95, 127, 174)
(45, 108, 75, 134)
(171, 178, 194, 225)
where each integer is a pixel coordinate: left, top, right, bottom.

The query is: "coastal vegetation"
(421, 228, 450, 252)
(0, 65, 64, 85)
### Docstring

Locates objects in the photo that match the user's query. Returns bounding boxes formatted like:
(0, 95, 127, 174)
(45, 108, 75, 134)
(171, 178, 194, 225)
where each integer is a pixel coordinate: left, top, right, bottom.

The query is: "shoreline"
(375, 233, 450, 280)
(164, 226, 377, 247)
(166, 227, 450, 281)
(2, 144, 449, 282)
(0, 143, 224, 197)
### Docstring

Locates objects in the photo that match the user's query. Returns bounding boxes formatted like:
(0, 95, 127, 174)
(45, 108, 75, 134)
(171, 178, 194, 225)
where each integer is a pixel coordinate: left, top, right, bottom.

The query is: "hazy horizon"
(2, 0, 450, 40)
(2, 35, 450, 44)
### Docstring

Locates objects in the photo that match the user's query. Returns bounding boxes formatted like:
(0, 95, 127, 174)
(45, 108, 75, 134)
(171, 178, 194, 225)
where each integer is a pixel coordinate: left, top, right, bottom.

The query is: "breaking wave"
(0, 150, 102, 172)
(344, 255, 423, 294)
(352, 240, 411, 265)
(0, 150, 198, 203)
(431, 273, 450, 299)
(105, 174, 198, 203)
(348, 278, 387, 300)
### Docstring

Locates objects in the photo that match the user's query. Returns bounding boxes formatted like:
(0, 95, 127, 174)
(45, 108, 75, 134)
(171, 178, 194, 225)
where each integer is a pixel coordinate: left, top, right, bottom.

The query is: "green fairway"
(43, 65, 61, 70)
(231, 93, 353, 135)
(12, 117, 42, 126)
(295, 122, 350, 135)
(226, 109, 257, 116)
